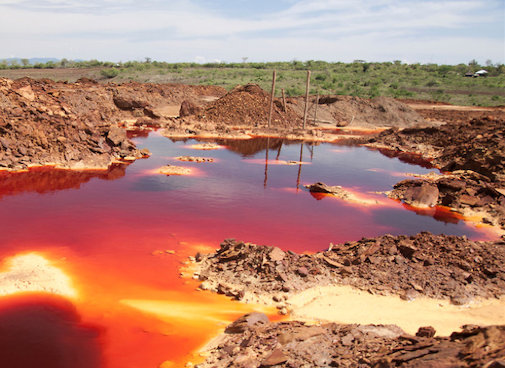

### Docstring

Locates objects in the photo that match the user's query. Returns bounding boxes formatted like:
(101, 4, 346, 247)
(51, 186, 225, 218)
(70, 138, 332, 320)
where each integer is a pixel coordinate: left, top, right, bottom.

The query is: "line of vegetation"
(1, 58, 503, 106)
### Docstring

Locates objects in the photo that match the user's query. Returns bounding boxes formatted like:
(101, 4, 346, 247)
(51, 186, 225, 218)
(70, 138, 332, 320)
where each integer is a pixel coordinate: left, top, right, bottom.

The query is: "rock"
(269, 247, 285, 262)
(179, 100, 202, 117)
(225, 312, 269, 334)
(416, 326, 436, 338)
(113, 95, 149, 110)
(403, 182, 439, 207)
(0, 137, 10, 149)
(260, 348, 287, 367)
(305, 182, 341, 194)
(107, 126, 127, 146)
(459, 194, 481, 206)
(297, 267, 309, 277)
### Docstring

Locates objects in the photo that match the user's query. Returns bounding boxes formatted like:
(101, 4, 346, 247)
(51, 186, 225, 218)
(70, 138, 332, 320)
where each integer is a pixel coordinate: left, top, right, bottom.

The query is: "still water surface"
(0, 133, 492, 367)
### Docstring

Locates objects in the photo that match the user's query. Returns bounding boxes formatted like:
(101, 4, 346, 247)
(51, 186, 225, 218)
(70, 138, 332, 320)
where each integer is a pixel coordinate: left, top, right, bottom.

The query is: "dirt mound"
(193, 233, 505, 305)
(288, 95, 426, 128)
(198, 84, 302, 127)
(0, 78, 143, 170)
(367, 116, 505, 183)
(197, 316, 505, 368)
(0, 77, 225, 170)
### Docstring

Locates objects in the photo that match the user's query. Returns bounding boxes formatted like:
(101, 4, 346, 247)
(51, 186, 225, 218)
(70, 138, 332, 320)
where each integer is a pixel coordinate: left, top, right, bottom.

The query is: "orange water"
(0, 134, 494, 367)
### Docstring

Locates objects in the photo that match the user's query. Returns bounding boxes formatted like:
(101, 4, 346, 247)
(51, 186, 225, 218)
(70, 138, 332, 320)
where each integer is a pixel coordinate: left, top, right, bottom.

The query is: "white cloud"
(0, 0, 503, 63)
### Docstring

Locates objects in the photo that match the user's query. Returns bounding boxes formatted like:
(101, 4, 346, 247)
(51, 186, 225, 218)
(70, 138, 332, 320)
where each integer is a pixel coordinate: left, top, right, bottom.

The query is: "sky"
(0, 0, 504, 65)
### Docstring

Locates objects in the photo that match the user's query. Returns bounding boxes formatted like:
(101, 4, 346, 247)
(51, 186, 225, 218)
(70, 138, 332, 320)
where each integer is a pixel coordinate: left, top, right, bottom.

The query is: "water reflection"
(376, 148, 434, 169)
(0, 164, 128, 199)
(0, 294, 103, 368)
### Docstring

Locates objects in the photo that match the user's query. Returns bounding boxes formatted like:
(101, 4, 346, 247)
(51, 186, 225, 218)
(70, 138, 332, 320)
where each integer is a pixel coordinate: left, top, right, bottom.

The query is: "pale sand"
(287, 284, 505, 336)
(0, 253, 77, 298)
(121, 298, 276, 326)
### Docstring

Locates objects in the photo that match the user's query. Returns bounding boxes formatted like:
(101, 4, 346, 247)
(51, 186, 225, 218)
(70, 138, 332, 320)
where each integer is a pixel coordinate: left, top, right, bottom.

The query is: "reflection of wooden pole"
(281, 88, 287, 112)
(313, 90, 319, 123)
(296, 143, 304, 191)
(268, 70, 276, 128)
(276, 140, 283, 160)
(264, 137, 270, 188)
(303, 70, 311, 129)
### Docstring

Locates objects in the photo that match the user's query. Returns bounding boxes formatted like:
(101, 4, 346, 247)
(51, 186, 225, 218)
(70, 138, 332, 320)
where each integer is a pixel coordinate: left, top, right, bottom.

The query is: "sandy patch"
(157, 165, 193, 176)
(121, 298, 276, 326)
(287, 284, 505, 336)
(0, 253, 77, 298)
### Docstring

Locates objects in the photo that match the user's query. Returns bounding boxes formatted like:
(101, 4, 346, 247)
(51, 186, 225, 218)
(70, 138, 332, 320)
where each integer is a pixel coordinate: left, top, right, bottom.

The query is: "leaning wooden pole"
(267, 70, 277, 128)
(281, 88, 287, 112)
(303, 70, 311, 129)
(313, 89, 319, 123)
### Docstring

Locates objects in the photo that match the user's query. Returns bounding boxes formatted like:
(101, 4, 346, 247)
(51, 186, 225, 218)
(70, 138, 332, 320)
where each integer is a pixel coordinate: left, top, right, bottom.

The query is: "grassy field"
(1, 60, 504, 106)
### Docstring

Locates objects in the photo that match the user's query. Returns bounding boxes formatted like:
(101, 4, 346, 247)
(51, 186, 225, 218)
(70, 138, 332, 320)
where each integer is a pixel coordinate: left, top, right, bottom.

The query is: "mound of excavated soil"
(0, 78, 142, 170)
(193, 233, 505, 305)
(0, 77, 225, 170)
(366, 116, 505, 183)
(288, 95, 426, 128)
(197, 314, 505, 368)
(198, 84, 302, 128)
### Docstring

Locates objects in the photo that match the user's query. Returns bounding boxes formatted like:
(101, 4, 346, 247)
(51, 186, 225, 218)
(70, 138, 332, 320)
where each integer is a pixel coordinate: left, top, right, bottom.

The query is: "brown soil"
(288, 95, 427, 128)
(399, 99, 505, 124)
(197, 84, 302, 128)
(197, 315, 505, 368)
(194, 234, 505, 306)
(0, 77, 225, 170)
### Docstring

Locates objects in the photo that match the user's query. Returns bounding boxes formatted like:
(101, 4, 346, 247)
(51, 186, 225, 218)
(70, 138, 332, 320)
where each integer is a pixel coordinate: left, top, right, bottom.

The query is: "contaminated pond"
(0, 132, 496, 368)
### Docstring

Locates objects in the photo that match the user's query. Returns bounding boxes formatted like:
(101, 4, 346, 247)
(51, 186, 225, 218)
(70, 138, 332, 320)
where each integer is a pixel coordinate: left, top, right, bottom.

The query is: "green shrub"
(101, 68, 119, 79)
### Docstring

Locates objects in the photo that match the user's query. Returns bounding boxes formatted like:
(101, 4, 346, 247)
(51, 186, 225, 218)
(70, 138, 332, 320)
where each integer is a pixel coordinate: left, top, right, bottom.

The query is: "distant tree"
(145, 57, 151, 63)
(21, 58, 29, 67)
(60, 58, 69, 68)
(468, 59, 479, 70)
(485, 59, 493, 67)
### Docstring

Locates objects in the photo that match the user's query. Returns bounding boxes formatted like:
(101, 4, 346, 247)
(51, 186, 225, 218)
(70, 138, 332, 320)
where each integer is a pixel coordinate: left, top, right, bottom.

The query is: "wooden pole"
(281, 88, 287, 112)
(302, 70, 311, 129)
(267, 70, 276, 128)
(313, 89, 319, 123)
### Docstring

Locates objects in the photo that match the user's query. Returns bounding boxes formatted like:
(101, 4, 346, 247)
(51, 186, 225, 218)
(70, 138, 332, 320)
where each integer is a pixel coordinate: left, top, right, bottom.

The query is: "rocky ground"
(365, 116, 505, 183)
(193, 233, 505, 307)
(197, 313, 505, 368)
(0, 77, 224, 171)
(388, 170, 505, 230)
(0, 77, 440, 171)
(360, 116, 505, 232)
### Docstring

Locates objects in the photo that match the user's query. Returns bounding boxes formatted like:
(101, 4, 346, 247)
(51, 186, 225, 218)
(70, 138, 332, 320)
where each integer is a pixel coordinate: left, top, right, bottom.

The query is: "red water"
(0, 134, 495, 367)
